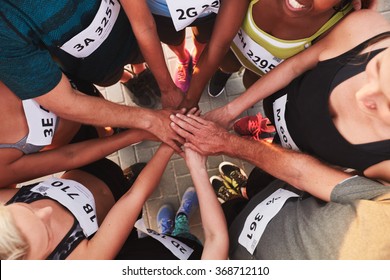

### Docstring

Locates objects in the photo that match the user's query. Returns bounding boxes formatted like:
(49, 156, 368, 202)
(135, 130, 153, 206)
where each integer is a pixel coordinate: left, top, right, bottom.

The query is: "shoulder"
(318, 10, 390, 60)
(332, 9, 390, 37)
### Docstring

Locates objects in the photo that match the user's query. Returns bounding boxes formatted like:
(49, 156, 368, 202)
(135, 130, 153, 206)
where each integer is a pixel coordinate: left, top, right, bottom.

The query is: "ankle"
(178, 49, 191, 65)
(132, 63, 147, 74)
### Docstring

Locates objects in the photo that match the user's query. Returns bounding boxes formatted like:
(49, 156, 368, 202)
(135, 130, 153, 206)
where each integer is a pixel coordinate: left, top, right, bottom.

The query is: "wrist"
(188, 164, 207, 176)
(225, 101, 240, 122)
(138, 109, 156, 130)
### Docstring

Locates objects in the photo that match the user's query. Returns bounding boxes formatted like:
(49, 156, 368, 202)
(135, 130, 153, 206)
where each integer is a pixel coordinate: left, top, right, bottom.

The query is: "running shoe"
(176, 187, 199, 219)
(122, 67, 160, 108)
(210, 175, 241, 203)
(174, 52, 193, 92)
(208, 69, 232, 97)
(233, 113, 276, 141)
(218, 162, 248, 193)
(157, 204, 175, 235)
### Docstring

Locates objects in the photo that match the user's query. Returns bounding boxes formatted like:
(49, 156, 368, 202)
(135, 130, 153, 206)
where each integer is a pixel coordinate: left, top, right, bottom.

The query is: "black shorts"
(152, 13, 216, 45)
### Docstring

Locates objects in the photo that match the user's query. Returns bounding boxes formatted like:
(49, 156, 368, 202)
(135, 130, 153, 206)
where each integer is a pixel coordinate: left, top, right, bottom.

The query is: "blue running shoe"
(157, 204, 175, 235)
(176, 187, 199, 219)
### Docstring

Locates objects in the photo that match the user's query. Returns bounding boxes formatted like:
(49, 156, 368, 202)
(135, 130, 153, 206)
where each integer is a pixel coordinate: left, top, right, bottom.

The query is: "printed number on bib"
(22, 99, 57, 146)
(135, 219, 194, 260)
(238, 188, 299, 254)
(233, 28, 281, 74)
(166, 0, 220, 31)
(60, 0, 120, 58)
(31, 178, 98, 237)
(273, 95, 300, 151)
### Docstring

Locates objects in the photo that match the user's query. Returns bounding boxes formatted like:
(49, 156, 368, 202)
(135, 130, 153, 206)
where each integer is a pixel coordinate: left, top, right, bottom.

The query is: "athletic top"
(6, 178, 98, 260)
(0, 0, 137, 100)
(263, 33, 390, 172)
(231, 0, 352, 76)
(147, 0, 219, 31)
(228, 176, 390, 259)
(0, 99, 59, 154)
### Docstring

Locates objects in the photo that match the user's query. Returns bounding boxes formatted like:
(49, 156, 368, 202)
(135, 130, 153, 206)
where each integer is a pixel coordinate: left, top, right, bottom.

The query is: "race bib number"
(22, 99, 57, 146)
(60, 0, 120, 58)
(166, 0, 220, 31)
(135, 219, 194, 260)
(31, 178, 98, 237)
(238, 188, 299, 254)
(233, 28, 281, 74)
(273, 95, 300, 151)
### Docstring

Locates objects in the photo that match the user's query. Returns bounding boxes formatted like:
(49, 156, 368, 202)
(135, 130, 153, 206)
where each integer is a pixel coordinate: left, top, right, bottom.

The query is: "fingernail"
(170, 114, 174, 119)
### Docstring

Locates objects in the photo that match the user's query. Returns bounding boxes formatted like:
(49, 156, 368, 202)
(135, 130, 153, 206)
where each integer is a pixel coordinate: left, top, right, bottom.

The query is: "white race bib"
(166, 0, 220, 31)
(135, 219, 194, 260)
(238, 188, 299, 254)
(22, 99, 57, 146)
(273, 94, 300, 151)
(60, 0, 120, 58)
(233, 28, 282, 74)
(31, 178, 98, 237)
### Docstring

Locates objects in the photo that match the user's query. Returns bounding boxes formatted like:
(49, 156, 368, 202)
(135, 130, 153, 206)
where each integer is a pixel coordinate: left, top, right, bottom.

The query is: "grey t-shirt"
(228, 176, 390, 259)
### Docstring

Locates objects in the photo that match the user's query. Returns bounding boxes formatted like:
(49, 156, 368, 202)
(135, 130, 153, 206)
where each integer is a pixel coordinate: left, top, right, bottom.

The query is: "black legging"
(222, 167, 276, 228)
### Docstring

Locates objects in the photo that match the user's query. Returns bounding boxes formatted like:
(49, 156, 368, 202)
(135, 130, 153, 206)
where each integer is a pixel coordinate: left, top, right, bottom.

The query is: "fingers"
(186, 107, 202, 117)
(170, 121, 194, 141)
(185, 113, 209, 125)
(171, 113, 208, 133)
(352, 0, 362, 10)
(187, 107, 201, 116)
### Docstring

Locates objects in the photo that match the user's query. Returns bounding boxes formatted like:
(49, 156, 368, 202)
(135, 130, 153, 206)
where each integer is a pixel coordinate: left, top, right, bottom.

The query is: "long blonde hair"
(0, 204, 29, 260)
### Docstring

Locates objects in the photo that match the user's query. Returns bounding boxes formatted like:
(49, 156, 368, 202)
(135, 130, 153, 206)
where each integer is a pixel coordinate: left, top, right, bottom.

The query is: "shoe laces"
(218, 185, 239, 202)
(229, 170, 247, 188)
(247, 113, 274, 141)
(176, 62, 189, 82)
(159, 218, 173, 234)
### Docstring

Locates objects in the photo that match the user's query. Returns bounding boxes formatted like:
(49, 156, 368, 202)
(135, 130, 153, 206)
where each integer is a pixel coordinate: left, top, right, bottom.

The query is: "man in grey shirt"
(169, 113, 390, 260)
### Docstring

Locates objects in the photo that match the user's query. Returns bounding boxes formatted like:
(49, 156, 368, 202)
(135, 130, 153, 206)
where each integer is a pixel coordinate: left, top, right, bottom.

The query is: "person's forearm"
(224, 57, 304, 121)
(185, 44, 229, 106)
(121, 0, 176, 94)
(185, 0, 248, 106)
(224, 134, 349, 201)
(129, 144, 174, 201)
(3, 129, 153, 188)
(35, 74, 157, 130)
(86, 144, 174, 259)
(188, 165, 229, 259)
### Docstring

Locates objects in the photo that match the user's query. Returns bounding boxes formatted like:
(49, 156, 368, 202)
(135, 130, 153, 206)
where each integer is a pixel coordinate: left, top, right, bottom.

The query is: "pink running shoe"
(233, 113, 276, 141)
(174, 55, 193, 92)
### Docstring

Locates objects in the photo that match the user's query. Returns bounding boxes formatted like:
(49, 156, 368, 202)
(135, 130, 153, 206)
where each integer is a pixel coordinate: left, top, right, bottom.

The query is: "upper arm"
(34, 74, 80, 118)
(0, 149, 68, 188)
(120, 0, 155, 35)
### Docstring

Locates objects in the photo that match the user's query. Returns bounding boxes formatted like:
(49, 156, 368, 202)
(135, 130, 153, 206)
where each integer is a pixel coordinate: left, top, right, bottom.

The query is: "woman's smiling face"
(281, 0, 346, 17)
